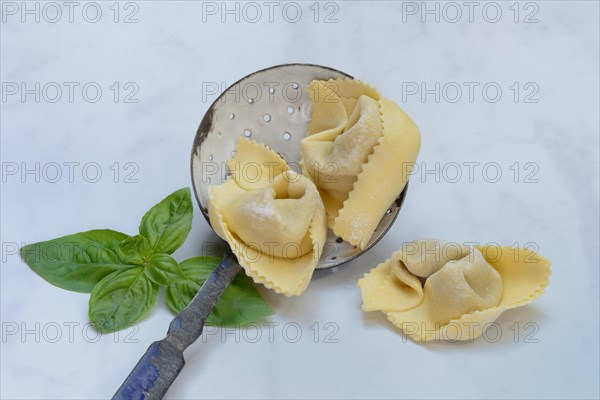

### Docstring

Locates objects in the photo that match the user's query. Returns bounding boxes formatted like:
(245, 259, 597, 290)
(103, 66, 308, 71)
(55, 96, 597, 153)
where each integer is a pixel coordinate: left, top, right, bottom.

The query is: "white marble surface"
(1, 1, 599, 399)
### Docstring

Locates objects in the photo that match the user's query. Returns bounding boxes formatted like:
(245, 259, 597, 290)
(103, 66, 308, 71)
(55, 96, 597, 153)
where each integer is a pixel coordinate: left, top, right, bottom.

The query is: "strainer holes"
(217, 132, 222, 138)
(244, 129, 252, 138)
(229, 113, 235, 120)
(335, 237, 343, 244)
(386, 208, 392, 214)
(282, 132, 291, 141)
(263, 114, 271, 123)
(287, 106, 294, 114)
(208, 154, 214, 161)
(269, 87, 275, 94)
(247, 98, 255, 104)
(292, 83, 299, 90)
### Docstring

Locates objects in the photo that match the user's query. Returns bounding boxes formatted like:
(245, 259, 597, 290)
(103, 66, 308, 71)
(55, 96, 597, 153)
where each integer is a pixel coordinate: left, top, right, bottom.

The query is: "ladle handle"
(113, 250, 242, 400)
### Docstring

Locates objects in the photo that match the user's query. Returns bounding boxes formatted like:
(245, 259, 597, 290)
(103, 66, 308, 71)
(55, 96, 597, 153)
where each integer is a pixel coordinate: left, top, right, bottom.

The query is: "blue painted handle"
(113, 251, 242, 400)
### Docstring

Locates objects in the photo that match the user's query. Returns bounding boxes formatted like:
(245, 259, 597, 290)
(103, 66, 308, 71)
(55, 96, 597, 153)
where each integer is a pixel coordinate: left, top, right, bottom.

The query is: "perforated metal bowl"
(191, 63, 408, 269)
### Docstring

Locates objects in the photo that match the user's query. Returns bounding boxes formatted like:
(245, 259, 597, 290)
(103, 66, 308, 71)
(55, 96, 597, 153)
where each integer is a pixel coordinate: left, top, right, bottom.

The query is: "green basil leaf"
(89, 267, 158, 332)
(205, 274, 275, 327)
(165, 256, 274, 326)
(144, 253, 184, 286)
(165, 257, 217, 314)
(117, 235, 153, 265)
(20, 229, 136, 293)
(139, 188, 192, 254)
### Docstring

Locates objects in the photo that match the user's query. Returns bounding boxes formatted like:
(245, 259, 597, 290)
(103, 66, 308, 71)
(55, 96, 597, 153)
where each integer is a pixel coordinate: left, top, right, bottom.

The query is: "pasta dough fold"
(209, 138, 327, 296)
(358, 239, 551, 342)
(301, 78, 421, 249)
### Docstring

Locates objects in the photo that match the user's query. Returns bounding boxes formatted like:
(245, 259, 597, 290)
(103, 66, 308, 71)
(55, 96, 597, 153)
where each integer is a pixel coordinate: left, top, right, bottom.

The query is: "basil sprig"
(20, 188, 273, 332)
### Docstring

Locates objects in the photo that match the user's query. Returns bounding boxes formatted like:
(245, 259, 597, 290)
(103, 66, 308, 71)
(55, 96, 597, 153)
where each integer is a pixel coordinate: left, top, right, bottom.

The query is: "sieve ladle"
(113, 63, 408, 400)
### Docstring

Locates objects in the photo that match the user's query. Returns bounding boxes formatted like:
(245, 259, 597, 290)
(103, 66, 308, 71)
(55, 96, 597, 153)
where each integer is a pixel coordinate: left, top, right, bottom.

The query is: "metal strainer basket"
(191, 63, 407, 269)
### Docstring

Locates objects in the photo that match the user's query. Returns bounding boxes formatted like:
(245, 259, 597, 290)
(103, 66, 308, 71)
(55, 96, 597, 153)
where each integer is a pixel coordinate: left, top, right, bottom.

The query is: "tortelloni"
(209, 138, 327, 296)
(358, 239, 551, 342)
(300, 78, 421, 249)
